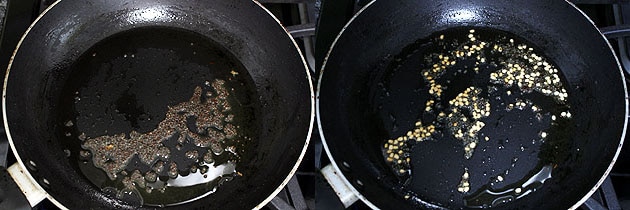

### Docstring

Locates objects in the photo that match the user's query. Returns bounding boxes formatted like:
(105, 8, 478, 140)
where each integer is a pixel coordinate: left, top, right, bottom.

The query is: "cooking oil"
(377, 27, 572, 208)
(464, 164, 553, 208)
(57, 26, 260, 206)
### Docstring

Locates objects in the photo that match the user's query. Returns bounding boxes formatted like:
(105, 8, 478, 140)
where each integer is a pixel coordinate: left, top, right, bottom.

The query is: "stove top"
(0, 1, 628, 210)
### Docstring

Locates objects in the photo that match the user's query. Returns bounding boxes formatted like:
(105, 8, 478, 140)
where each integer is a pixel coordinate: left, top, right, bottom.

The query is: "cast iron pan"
(318, 0, 627, 209)
(4, 0, 314, 209)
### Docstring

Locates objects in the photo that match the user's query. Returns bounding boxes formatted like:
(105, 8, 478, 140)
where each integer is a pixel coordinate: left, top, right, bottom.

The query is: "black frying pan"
(318, 0, 627, 209)
(4, 0, 313, 209)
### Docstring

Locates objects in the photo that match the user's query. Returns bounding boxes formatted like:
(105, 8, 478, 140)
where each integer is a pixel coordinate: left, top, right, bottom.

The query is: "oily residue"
(381, 28, 571, 206)
(82, 79, 238, 181)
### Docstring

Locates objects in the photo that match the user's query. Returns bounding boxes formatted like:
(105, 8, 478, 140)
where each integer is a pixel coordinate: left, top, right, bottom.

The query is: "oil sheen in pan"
(376, 27, 572, 209)
(55, 26, 260, 207)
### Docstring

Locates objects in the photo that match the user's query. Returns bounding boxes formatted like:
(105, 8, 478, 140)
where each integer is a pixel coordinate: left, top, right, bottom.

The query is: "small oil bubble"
(186, 150, 199, 159)
(63, 149, 71, 157)
(200, 165, 209, 174)
(203, 151, 214, 164)
(79, 150, 91, 159)
(210, 142, 224, 155)
(168, 162, 178, 179)
(153, 161, 164, 173)
(144, 171, 157, 183)
(78, 133, 87, 141)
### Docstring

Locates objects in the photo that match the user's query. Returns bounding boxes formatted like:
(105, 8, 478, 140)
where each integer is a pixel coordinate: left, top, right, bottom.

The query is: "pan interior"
(365, 27, 573, 209)
(54, 26, 260, 206)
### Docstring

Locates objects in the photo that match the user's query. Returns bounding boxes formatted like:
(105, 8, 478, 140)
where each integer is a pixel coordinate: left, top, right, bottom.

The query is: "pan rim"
(2, 0, 315, 209)
(2, 0, 68, 208)
(251, 1, 315, 209)
(316, 1, 629, 210)
(565, 1, 628, 209)
(316, 0, 380, 209)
